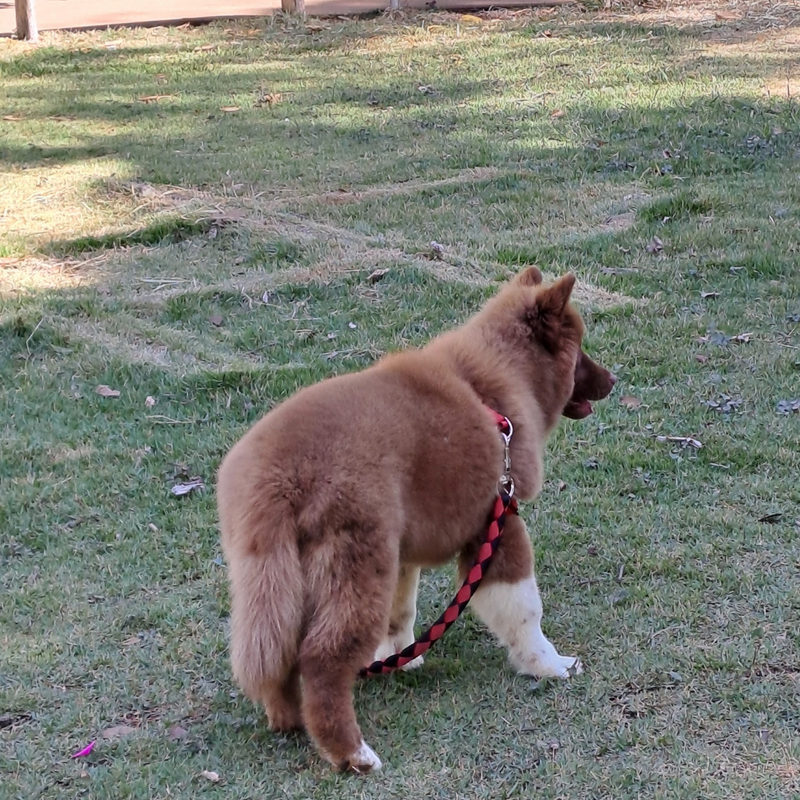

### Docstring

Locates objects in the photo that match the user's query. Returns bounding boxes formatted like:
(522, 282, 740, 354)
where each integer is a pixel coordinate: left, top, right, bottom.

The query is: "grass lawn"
(1, 1, 799, 797)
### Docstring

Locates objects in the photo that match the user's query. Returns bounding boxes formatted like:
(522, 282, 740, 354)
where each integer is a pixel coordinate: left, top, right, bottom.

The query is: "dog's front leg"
(372, 564, 424, 669)
(463, 515, 582, 679)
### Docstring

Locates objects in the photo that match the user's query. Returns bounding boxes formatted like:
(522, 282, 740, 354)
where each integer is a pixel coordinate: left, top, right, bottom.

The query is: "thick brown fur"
(217, 268, 615, 772)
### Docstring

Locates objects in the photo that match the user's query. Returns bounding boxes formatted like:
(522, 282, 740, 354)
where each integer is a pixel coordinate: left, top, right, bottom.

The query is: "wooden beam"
(15, 0, 38, 40)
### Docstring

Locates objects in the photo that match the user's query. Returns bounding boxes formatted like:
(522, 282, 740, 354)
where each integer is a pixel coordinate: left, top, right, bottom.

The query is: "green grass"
(1, 4, 800, 798)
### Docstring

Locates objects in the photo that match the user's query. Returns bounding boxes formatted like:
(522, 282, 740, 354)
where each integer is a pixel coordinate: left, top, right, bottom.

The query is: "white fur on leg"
(347, 740, 383, 774)
(470, 575, 582, 679)
(373, 566, 424, 670)
(372, 640, 424, 670)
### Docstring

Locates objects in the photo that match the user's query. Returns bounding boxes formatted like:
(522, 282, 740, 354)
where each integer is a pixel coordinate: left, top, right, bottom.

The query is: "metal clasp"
(498, 416, 515, 497)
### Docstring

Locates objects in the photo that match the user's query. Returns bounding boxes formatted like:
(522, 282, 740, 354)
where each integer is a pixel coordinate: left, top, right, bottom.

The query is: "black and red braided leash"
(359, 409, 518, 678)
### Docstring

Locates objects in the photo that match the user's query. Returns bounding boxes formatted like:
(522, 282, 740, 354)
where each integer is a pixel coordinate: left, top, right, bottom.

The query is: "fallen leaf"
(171, 477, 205, 497)
(102, 725, 136, 740)
(776, 398, 800, 415)
(96, 385, 121, 398)
(758, 512, 783, 524)
(601, 267, 639, 275)
(201, 770, 220, 782)
(758, 729, 772, 744)
(715, 11, 738, 21)
(550, 109, 566, 119)
(700, 330, 729, 346)
(137, 94, 177, 103)
(537, 737, 560, 752)
(699, 329, 752, 347)
(220, 106, 240, 113)
(148, 522, 159, 532)
(194, 44, 216, 51)
(417, 85, 437, 95)
(646, 236, 664, 254)
(695, 354, 708, 363)
(168, 724, 189, 741)
(209, 314, 223, 326)
(430, 241, 445, 260)
(347, 322, 357, 330)
(704, 394, 743, 414)
(367, 268, 390, 284)
(145, 395, 156, 408)
(71, 742, 95, 759)
(460, 13, 483, 23)
(122, 635, 141, 646)
(558, 480, 567, 492)
(0, 713, 32, 729)
(256, 92, 281, 106)
(701, 291, 720, 299)
(620, 395, 642, 409)
(656, 435, 703, 449)
(2, 114, 24, 122)
(609, 588, 630, 605)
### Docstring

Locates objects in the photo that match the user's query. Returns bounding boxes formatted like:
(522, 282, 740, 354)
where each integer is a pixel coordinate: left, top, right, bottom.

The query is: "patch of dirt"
(591, 0, 799, 42)
(66, 317, 262, 374)
(597, 210, 637, 234)
(0, 255, 106, 295)
(48, 443, 95, 464)
(298, 167, 502, 208)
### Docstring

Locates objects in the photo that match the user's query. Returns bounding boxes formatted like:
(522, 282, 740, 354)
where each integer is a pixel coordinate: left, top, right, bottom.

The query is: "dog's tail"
(225, 509, 304, 702)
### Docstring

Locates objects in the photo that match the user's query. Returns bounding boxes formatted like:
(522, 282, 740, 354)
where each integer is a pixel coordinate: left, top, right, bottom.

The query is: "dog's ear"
(516, 266, 543, 287)
(525, 273, 577, 350)
(541, 273, 576, 314)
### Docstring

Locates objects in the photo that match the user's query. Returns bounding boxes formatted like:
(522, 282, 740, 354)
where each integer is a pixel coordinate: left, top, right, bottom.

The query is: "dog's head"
(496, 267, 616, 423)
(562, 349, 617, 419)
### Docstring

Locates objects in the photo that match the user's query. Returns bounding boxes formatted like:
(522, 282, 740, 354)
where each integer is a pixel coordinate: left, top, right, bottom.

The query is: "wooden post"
(15, 0, 39, 41)
(281, 0, 305, 13)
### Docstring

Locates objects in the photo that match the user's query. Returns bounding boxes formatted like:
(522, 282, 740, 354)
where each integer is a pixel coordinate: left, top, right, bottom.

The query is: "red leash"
(360, 410, 518, 678)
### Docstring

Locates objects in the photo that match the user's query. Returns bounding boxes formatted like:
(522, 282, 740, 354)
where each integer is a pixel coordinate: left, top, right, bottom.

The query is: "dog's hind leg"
(299, 530, 396, 773)
(300, 655, 383, 773)
(462, 515, 582, 680)
(372, 564, 423, 669)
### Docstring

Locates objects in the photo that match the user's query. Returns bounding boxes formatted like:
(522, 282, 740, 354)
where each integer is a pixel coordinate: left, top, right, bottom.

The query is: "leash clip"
(498, 416, 514, 497)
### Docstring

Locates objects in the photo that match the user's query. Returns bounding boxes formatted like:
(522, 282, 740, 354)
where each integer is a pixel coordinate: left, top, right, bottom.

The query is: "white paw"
(400, 654, 424, 671)
(373, 640, 397, 663)
(346, 740, 382, 774)
(373, 638, 423, 670)
(517, 653, 583, 680)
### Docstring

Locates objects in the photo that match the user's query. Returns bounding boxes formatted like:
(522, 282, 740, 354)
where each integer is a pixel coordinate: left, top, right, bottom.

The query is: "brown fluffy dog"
(217, 268, 615, 773)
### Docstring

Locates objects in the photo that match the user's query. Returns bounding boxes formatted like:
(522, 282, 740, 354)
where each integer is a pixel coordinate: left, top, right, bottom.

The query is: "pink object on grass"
(71, 741, 95, 759)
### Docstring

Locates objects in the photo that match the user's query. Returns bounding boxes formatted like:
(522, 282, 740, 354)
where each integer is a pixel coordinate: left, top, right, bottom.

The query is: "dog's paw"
(373, 638, 423, 670)
(343, 741, 383, 775)
(553, 655, 582, 679)
(400, 654, 424, 671)
(517, 653, 583, 680)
